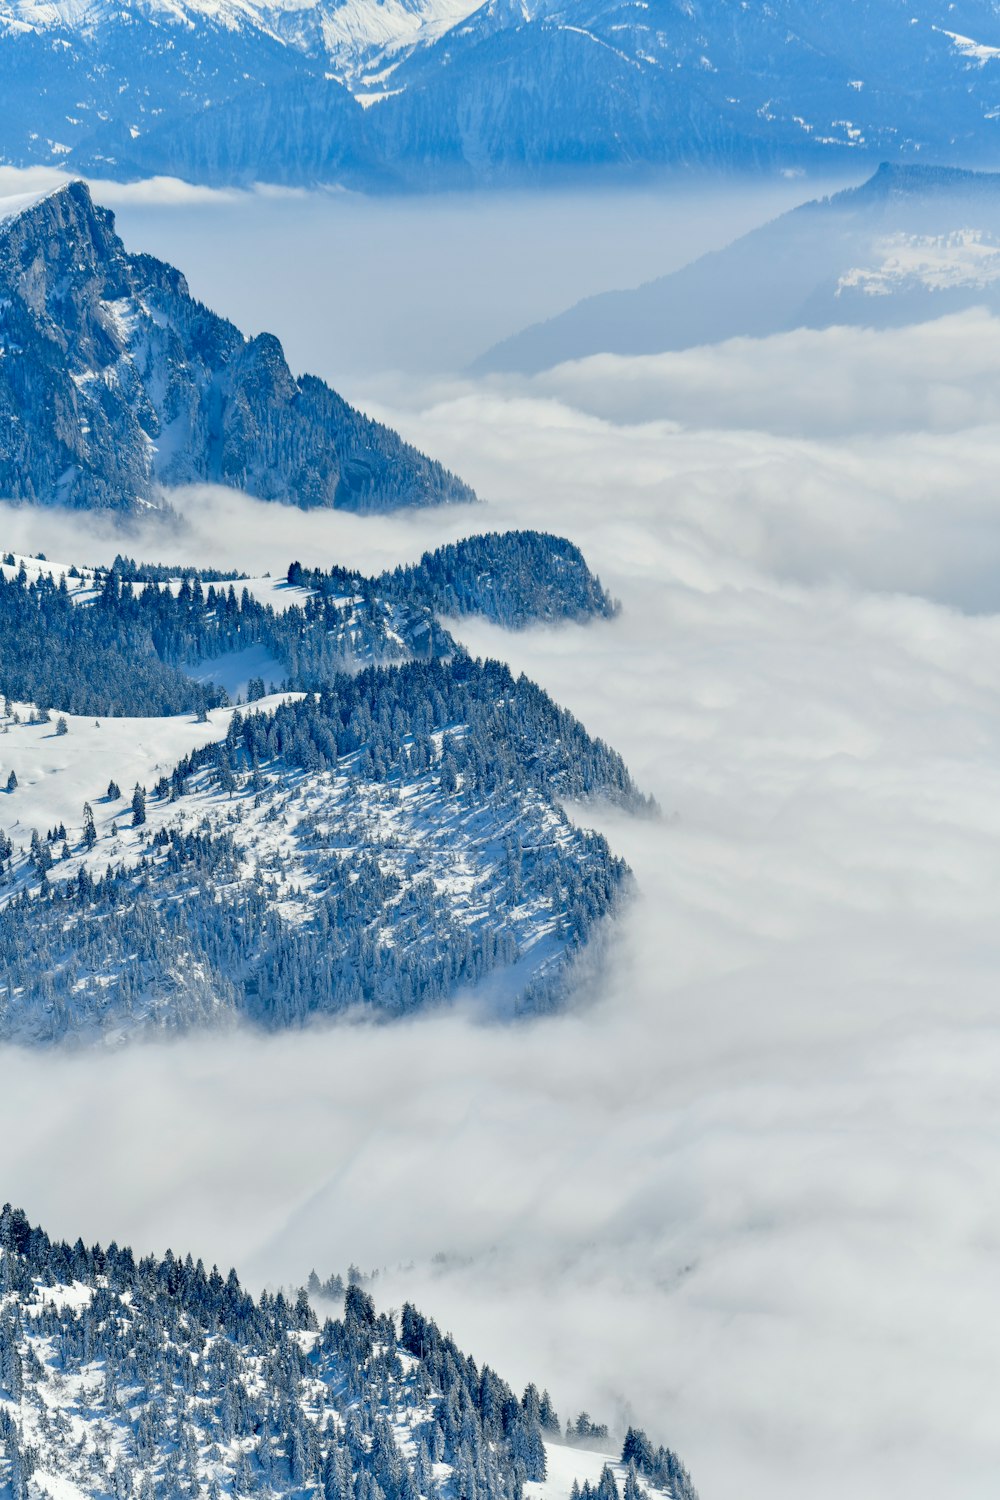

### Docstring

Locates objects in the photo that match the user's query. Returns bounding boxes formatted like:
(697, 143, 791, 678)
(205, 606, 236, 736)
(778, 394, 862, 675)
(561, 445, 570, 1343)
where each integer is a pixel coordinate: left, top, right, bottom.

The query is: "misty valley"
(2, 11, 1000, 1500)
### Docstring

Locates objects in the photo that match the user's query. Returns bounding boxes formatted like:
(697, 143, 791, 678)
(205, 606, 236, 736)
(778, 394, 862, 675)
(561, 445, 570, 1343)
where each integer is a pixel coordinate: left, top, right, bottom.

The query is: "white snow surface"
(935, 25, 1000, 65)
(0, 183, 65, 227)
(838, 228, 1000, 296)
(531, 1445, 651, 1500)
(314, 0, 481, 82)
(0, 0, 483, 83)
(0, 696, 290, 841)
(0, 551, 308, 835)
(186, 641, 286, 698)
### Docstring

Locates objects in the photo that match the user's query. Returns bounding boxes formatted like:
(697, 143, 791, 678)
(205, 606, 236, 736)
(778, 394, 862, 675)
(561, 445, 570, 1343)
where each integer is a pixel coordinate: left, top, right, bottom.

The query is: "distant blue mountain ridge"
(475, 162, 1000, 372)
(5, 1, 1000, 187)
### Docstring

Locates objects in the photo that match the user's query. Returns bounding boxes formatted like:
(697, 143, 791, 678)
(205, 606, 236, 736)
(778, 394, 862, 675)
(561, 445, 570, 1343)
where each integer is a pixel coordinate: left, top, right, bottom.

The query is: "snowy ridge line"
(9, 0, 1000, 187)
(0, 0, 484, 83)
(0, 1204, 699, 1500)
(0, 183, 65, 227)
(0, 531, 616, 721)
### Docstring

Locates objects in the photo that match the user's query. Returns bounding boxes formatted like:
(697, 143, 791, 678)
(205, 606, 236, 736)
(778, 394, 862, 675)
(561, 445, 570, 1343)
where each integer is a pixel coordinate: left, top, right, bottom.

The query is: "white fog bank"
(2, 162, 1000, 1500)
(4, 309, 1000, 1500)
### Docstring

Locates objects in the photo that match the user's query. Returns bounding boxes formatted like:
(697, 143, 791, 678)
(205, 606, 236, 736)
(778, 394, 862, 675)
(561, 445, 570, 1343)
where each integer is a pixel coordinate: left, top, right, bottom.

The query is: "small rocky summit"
(0, 180, 475, 511)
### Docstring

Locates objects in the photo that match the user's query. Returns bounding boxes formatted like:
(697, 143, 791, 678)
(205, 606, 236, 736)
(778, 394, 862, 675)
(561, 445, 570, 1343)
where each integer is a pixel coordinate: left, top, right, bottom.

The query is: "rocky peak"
(0, 178, 475, 512)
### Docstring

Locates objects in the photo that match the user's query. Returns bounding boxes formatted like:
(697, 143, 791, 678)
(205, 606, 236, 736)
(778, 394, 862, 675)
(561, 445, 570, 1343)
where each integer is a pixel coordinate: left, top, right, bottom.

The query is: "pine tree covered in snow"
(620, 1430, 697, 1500)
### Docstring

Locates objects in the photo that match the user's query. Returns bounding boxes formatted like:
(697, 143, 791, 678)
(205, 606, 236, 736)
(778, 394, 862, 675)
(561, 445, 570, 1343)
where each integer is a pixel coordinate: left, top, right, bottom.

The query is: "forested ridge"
(290, 533, 617, 631)
(0, 531, 614, 717)
(0, 1205, 697, 1500)
(0, 182, 475, 513)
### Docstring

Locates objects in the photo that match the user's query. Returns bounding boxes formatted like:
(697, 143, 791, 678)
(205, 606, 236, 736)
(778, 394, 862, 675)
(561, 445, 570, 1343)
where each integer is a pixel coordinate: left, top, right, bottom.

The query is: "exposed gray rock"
(0, 180, 475, 510)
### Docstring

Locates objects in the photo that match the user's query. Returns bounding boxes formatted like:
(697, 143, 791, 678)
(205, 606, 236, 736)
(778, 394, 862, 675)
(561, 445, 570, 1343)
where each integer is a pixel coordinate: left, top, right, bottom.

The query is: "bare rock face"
(0, 180, 475, 512)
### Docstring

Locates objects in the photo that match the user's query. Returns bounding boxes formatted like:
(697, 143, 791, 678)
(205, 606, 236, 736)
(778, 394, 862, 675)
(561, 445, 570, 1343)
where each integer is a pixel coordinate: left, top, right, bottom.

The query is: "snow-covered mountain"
(0, 180, 474, 510)
(476, 163, 1000, 373)
(0, 1203, 700, 1500)
(6, 1, 1000, 186)
(0, 536, 642, 1042)
(0, 0, 482, 86)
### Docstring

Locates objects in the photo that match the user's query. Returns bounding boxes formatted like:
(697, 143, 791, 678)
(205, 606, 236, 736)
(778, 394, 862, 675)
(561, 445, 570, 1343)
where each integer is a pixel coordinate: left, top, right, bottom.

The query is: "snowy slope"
(0, 532, 635, 1040)
(836, 226, 1000, 296)
(0, 1210, 700, 1500)
(0, 546, 636, 1042)
(531, 1444, 658, 1500)
(0, 694, 290, 839)
(309, 0, 483, 87)
(0, 681, 632, 1039)
(11, 0, 1000, 185)
(0, 0, 483, 79)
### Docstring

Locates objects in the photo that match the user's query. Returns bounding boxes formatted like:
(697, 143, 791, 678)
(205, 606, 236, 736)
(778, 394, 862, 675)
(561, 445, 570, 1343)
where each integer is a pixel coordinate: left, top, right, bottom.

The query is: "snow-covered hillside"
(0, 677, 632, 1040)
(836, 227, 1000, 296)
(0, 539, 636, 1042)
(0, 0, 482, 83)
(0, 1205, 701, 1500)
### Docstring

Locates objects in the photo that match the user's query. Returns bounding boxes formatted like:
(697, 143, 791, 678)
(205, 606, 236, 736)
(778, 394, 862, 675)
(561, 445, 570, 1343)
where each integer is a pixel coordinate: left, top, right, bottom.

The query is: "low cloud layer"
(360, 316, 1000, 612)
(14, 310, 1000, 610)
(525, 309, 1000, 438)
(0, 485, 482, 580)
(0, 164, 260, 207)
(2, 293, 1000, 1498)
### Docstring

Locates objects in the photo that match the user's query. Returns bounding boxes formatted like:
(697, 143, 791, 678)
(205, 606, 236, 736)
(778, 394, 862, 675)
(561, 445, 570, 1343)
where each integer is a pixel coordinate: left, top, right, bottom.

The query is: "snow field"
(0, 694, 296, 857)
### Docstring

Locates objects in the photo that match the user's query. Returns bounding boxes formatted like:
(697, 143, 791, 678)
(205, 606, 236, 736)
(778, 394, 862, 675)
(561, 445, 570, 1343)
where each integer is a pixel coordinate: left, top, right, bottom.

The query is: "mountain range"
(0, 180, 473, 511)
(6, 1, 1000, 187)
(476, 163, 1000, 373)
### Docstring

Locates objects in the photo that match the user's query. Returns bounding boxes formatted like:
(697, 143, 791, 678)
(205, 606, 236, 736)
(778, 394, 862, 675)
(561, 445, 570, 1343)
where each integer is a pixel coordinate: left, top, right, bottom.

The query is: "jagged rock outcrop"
(0, 180, 475, 510)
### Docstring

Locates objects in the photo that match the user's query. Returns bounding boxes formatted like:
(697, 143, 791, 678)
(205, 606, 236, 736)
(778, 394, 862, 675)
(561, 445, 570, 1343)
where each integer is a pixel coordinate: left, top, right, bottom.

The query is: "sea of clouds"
(1, 185, 998, 1500)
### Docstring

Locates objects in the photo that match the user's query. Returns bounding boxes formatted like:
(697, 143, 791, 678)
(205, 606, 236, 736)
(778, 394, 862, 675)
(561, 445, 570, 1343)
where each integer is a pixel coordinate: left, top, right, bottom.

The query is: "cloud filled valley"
(2, 278, 1000, 1500)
